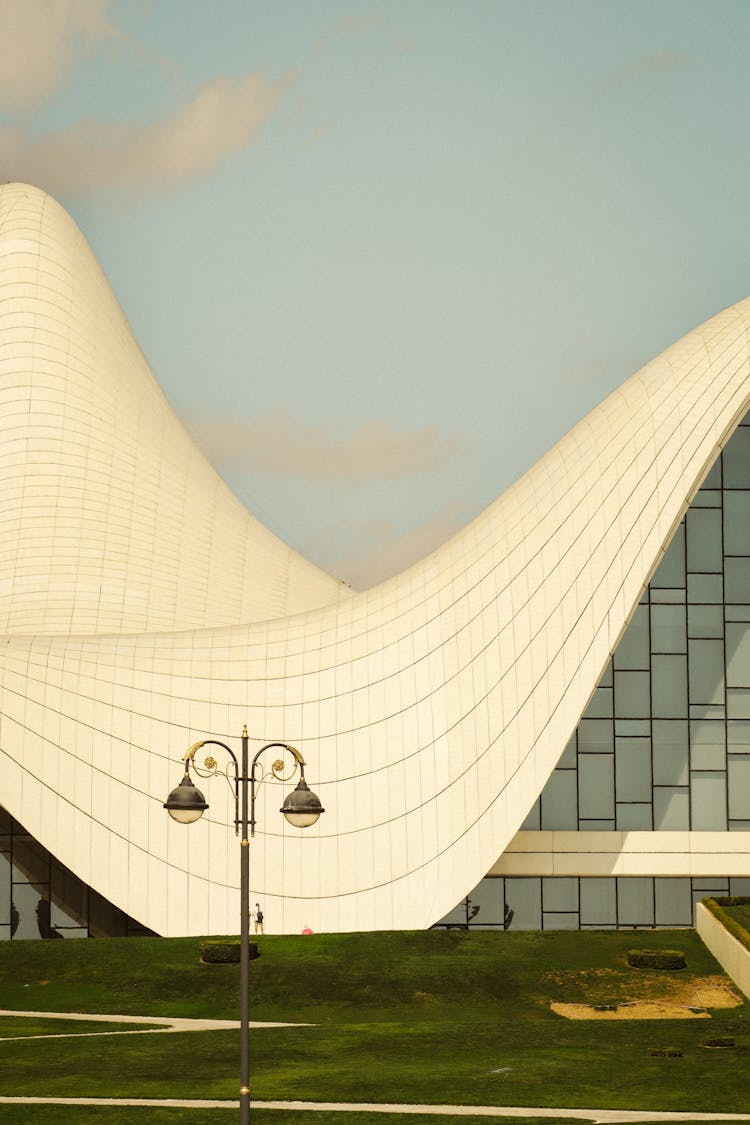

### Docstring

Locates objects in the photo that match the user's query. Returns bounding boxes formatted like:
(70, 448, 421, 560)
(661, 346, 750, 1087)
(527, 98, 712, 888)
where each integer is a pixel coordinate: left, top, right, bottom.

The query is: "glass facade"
(440, 414, 750, 930)
(0, 807, 153, 940)
(439, 875, 750, 931)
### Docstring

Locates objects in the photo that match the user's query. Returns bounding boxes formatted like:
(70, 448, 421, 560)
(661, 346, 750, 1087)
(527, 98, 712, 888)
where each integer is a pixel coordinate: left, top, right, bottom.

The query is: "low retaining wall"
(696, 901, 750, 1001)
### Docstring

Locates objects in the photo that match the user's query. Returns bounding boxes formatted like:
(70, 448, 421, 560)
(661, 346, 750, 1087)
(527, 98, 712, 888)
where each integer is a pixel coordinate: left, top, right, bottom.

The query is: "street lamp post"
(163, 724, 324, 1123)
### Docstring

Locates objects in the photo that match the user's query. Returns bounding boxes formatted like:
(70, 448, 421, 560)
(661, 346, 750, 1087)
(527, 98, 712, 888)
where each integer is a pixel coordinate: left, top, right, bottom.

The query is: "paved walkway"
(0, 1098, 749, 1121)
(0, 1007, 305, 1042)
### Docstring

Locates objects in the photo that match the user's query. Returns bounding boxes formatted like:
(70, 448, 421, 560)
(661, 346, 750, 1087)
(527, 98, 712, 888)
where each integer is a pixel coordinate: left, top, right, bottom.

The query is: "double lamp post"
(164, 724, 324, 1122)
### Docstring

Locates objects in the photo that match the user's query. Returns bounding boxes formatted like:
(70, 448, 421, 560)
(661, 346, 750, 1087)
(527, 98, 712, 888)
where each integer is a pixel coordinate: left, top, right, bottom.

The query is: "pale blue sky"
(2, 1, 750, 587)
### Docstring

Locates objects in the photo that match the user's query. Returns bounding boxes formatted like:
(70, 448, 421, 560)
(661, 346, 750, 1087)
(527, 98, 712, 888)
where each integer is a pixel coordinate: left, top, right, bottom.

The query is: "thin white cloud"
(608, 50, 688, 90)
(0, 0, 122, 111)
(189, 414, 465, 486)
(0, 71, 292, 194)
(307, 502, 469, 589)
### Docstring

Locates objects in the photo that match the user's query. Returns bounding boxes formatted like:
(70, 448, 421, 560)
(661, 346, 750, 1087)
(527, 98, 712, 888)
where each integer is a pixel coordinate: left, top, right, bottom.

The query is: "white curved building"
(1, 181, 749, 940)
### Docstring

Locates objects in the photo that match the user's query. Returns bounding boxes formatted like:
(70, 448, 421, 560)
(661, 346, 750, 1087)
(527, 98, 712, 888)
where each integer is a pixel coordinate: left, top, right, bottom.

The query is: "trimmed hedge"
(627, 949, 686, 970)
(703, 1036, 735, 1048)
(200, 940, 260, 964)
(703, 896, 750, 954)
(647, 1046, 683, 1057)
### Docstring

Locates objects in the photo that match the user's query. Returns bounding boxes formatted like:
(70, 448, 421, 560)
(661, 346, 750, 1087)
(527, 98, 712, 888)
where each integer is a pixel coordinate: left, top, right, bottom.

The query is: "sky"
(2, 1, 750, 589)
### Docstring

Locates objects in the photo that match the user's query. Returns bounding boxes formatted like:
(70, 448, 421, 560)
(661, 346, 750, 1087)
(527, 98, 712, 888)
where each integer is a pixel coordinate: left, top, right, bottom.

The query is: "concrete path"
(0, 1007, 305, 1042)
(0, 1097, 749, 1121)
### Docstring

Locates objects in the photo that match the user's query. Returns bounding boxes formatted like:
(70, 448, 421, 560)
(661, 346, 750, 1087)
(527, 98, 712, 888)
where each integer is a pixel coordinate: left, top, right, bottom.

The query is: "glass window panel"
(729, 820, 750, 830)
(654, 787, 689, 829)
(723, 425, 750, 487)
(728, 759, 750, 819)
(688, 639, 725, 704)
(615, 738, 652, 801)
(439, 900, 469, 926)
(692, 877, 728, 891)
(578, 719, 613, 754)
(651, 525, 685, 588)
(12, 837, 49, 887)
(686, 508, 722, 572)
(730, 877, 750, 895)
(614, 671, 650, 717)
(614, 605, 650, 670)
(599, 661, 613, 687)
(703, 459, 723, 489)
(725, 559, 750, 603)
(654, 879, 693, 926)
(726, 605, 750, 621)
(687, 604, 723, 638)
(617, 878, 654, 926)
(690, 703, 725, 719)
(504, 878, 541, 930)
(687, 573, 723, 604)
(543, 912, 579, 930)
(690, 720, 726, 770)
(724, 492, 750, 555)
(467, 879, 504, 927)
(727, 622, 750, 687)
(521, 797, 540, 830)
(540, 770, 578, 830)
(692, 489, 721, 507)
(50, 863, 88, 929)
(691, 772, 727, 830)
(728, 720, 750, 752)
(614, 719, 651, 735)
(584, 687, 613, 719)
(616, 803, 652, 829)
(727, 689, 750, 719)
(580, 878, 617, 926)
(0, 851, 10, 923)
(558, 734, 577, 769)
(579, 819, 616, 829)
(652, 655, 688, 717)
(579, 755, 615, 819)
(542, 877, 579, 912)
(650, 588, 686, 603)
(11, 882, 44, 939)
(653, 720, 688, 785)
(651, 605, 687, 653)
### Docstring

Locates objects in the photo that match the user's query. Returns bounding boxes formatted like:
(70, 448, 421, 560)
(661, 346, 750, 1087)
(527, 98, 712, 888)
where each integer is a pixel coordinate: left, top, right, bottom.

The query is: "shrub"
(703, 897, 750, 953)
(703, 1036, 736, 1049)
(627, 949, 686, 970)
(200, 940, 260, 964)
(647, 1046, 683, 1057)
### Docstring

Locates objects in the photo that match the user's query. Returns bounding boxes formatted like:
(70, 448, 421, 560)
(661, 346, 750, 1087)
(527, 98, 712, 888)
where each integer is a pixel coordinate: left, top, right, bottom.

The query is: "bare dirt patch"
(550, 975, 741, 1020)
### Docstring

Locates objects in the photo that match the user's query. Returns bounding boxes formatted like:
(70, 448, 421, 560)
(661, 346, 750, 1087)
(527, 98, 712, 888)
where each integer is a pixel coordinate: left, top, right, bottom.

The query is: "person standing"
(253, 902, 264, 934)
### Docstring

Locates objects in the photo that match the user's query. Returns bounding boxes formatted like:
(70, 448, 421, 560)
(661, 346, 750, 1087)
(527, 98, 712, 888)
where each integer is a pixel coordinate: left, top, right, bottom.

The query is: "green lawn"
(724, 901, 750, 936)
(0, 928, 747, 1114)
(0, 1113, 606, 1125)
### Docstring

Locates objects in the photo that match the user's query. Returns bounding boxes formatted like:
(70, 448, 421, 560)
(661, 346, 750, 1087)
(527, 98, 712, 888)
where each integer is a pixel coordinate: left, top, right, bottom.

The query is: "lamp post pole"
(164, 725, 324, 1124)
(239, 728, 250, 1118)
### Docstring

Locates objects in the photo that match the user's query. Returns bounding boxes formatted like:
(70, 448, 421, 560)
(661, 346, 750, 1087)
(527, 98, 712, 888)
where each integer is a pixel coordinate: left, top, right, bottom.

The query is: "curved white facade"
(2, 181, 750, 936)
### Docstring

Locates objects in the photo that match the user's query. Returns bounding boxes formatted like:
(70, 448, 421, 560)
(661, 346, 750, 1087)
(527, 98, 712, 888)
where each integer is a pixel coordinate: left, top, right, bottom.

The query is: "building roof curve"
(1, 183, 750, 933)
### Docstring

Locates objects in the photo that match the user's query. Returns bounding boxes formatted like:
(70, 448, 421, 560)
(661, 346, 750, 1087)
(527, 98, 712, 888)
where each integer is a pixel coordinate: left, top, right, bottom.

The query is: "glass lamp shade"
(164, 772, 209, 824)
(280, 777, 324, 828)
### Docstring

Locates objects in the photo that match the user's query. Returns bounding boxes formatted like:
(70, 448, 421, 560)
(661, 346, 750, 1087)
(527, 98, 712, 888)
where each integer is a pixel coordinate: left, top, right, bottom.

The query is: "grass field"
(0, 1112, 636, 1125)
(724, 901, 750, 936)
(0, 928, 747, 1117)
